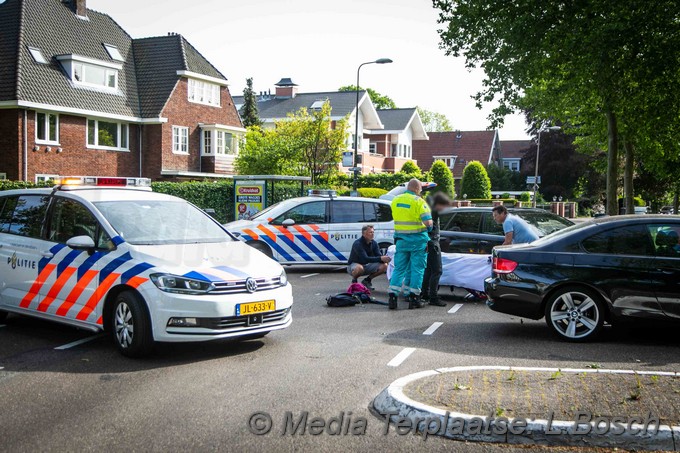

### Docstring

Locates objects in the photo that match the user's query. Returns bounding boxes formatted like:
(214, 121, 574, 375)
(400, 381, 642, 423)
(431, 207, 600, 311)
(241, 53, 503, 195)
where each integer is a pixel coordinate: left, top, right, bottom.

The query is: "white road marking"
(423, 322, 443, 336)
(300, 273, 320, 279)
(448, 303, 463, 314)
(54, 334, 104, 350)
(387, 347, 416, 367)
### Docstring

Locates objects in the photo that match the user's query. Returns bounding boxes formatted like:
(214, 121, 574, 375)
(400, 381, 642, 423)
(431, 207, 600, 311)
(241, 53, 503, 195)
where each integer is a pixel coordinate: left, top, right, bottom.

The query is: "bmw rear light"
(493, 257, 518, 274)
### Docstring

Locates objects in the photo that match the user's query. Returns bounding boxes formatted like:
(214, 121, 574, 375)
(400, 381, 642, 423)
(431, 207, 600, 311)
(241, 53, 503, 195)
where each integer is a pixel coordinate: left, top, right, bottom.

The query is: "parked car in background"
(437, 207, 573, 254)
(660, 206, 675, 215)
(485, 216, 680, 342)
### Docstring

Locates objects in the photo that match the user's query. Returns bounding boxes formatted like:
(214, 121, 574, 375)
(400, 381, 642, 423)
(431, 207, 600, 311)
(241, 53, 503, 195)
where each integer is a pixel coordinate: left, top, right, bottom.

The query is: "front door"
(269, 201, 331, 263)
(647, 223, 680, 319)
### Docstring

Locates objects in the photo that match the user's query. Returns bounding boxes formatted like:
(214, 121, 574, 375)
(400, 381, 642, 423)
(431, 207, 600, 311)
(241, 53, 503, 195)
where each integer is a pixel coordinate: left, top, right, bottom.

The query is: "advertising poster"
(235, 180, 266, 220)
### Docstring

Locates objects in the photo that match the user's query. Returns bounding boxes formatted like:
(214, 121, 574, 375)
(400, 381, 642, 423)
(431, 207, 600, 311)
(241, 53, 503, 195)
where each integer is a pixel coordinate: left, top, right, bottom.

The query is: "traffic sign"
(526, 176, 541, 185)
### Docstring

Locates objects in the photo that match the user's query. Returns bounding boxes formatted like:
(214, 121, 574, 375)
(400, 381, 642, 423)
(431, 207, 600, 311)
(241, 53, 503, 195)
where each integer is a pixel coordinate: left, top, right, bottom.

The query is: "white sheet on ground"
(386, 245, 491, 292)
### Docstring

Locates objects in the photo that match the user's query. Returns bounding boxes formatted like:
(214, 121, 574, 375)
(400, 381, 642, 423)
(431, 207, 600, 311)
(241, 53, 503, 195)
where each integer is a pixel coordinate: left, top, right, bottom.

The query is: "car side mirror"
(282, 219, 295, 227)
(66, 235, 96, 251)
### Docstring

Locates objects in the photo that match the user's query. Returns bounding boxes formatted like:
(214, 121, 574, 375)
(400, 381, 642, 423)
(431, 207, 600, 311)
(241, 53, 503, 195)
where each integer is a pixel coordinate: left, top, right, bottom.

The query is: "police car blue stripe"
(99, 252, 133, 284)
(56, 250, 83, 278)
(121, 262, 155, 284)
(241, 235, 255, 242)
(111, 235, 125, 246)
(259, 236, 295, 262)
(278, 236, 314, 262)
(312, 235, 345, 261)
(38, 244, 67, 273)
(77, 251, 105, 280)
(294, 235, 329, 261)
(214, 266, 250, 279)
(183, 270, 223, 282)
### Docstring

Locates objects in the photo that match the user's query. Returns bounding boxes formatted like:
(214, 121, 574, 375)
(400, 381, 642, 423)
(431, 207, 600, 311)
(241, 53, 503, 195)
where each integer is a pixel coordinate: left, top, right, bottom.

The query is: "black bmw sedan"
(484, 216, 680, 341)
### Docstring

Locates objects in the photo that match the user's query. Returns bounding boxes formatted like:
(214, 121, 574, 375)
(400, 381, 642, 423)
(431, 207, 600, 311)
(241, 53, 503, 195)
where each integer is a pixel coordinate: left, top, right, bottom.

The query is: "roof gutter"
(176, 71, 229, 86)
(0, 100, 167, 124)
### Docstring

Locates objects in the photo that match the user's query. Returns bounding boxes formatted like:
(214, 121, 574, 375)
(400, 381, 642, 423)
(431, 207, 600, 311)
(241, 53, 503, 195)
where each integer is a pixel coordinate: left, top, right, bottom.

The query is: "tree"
(417, 107, 453, 132)
(486, 164, 525, 192)
(235, 126, 299, 176)
(400, 160, 421, 175)
(240, 78, 261, 127)
(460, 161, 491, 199)
(434, 0, 680, 215)
(428, 160, 455, 198)
(338, 85, 397, 110)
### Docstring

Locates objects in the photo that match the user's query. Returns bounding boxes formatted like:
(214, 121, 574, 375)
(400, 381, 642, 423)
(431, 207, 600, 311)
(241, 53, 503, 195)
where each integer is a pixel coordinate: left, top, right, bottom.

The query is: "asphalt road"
(1, 265, 678, 452)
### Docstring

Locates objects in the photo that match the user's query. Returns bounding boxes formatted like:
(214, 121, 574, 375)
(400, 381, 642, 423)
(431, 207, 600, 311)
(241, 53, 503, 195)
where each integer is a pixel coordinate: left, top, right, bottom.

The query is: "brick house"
(365, 108, 428, 173)
(0, 0, 244, 182)
(499, 140, 532, 172)
(413, 130, 501, 193)
(233, 79, 385, 175)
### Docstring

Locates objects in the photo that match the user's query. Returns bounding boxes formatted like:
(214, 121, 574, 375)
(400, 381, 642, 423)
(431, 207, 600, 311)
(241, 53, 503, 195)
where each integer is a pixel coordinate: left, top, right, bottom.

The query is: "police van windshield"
(95, 200, 230, 245)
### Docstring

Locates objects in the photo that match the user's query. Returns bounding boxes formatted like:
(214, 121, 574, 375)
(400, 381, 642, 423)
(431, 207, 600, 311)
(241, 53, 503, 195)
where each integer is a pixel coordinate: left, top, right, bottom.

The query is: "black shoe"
(408, 293, 425, 309)
(388, 294, 398, 310)
(429, 298, 446, 307)
(361, 278, 375, 290)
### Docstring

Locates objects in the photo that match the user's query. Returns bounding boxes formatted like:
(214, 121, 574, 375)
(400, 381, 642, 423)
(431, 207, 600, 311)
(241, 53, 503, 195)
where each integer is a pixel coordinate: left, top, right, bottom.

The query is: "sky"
(88, 0, 531, 140)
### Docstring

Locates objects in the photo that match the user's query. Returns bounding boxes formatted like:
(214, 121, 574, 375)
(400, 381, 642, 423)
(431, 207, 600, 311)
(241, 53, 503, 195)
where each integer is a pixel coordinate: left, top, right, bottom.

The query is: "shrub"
(400, 160, 421, 175)
(467, 199, 518, 207)
(460, 161, 492, 199)
(0, 180, 51, 191)
(519, 192, 532, 202)
(634, 196, 646, 207)
(358, 188, 388, 198)
(428, 160, 455, 198)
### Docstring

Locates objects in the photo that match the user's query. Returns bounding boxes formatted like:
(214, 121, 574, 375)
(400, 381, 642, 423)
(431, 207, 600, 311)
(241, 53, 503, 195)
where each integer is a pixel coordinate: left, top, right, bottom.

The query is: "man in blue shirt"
(491, 205, 539, 245)
(347, 225, 391, 289)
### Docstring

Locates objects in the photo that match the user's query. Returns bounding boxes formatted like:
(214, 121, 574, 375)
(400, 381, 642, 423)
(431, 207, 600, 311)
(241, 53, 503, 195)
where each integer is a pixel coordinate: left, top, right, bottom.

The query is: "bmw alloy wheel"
(546, 288, 604, 341)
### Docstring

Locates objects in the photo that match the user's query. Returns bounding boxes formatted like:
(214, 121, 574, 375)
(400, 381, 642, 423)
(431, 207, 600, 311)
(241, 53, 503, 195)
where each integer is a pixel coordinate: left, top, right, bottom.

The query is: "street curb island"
(372, 366, 680, 451)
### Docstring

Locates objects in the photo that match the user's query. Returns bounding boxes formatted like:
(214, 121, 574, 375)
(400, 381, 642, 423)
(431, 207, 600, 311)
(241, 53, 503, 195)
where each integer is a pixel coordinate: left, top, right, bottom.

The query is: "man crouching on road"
(388, 179, 433, 310)
(348, 225, 391, 290)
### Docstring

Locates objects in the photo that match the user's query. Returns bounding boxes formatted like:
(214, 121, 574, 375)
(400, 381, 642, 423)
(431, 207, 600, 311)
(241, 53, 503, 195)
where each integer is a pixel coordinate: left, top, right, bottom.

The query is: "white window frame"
(28, 47, 48, 64)
(200, 127, 242, 156)
(35, 174, 59, 183)
(172, 126, 189, 154)
(72, 62, 118, 90)
(502, 159, 520, 172)
(35, 111, 59, 145)
(0, 173, 7, 180)
(188, 79, 220, 107)
(103, 44, 124, 62)
(368, 143, 377, 154)
(434, 155, 457, 169)
(86, 118, 129, 151)
(201, 130, 213, 155)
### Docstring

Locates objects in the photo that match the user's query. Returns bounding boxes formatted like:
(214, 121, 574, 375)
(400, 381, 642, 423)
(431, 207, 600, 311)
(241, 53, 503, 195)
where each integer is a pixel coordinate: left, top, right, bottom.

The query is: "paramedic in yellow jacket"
(388, 179, 433, 310)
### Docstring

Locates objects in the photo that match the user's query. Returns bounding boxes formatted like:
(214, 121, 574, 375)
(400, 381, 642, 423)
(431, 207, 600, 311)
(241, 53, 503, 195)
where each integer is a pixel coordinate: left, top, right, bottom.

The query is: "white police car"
(225, 190, 395, 264)
(0, 177, 293, 357)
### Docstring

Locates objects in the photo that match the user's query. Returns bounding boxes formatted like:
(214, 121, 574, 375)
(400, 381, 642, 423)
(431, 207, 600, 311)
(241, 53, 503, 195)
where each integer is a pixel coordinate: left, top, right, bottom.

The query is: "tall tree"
(338, 85, 397, 110)
(429, 160, 456, 198)
(417, 107, 453, 132)
(241, 78, 261, 127)
(460, 161, 491, 199)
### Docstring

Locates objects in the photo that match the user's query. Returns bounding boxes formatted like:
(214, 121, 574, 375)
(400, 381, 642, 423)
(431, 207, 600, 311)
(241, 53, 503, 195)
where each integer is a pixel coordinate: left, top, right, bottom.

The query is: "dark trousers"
(422, 240, 442, 300)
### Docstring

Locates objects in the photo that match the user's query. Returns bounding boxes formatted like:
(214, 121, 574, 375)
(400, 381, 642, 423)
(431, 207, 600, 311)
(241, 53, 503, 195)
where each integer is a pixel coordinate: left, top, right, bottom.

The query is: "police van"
(0, 177, 293, 357)
(225, 190, 395, 264)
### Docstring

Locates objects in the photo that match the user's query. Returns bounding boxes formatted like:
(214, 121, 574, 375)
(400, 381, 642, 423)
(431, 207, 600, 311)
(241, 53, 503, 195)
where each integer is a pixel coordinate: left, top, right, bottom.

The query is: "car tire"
(110, 291, 154, 358)
(544, 286, 605, 342)
(248, 241, 273, 259)
(0, 310, 7, 323)
(379, 242, 392, 256)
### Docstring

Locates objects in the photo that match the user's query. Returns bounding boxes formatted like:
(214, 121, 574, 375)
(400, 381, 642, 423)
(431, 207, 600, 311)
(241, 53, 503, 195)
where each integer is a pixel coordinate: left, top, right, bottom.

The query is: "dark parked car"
(437, 207, 573, 254)
(485, 216, 680, 341)
(660, 206, 675, 215)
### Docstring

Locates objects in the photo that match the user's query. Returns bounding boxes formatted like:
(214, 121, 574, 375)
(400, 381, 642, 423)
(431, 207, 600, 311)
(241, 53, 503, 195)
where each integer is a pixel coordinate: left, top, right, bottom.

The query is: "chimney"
(274, 78, 298, 99)
(63, 0, 87, 17)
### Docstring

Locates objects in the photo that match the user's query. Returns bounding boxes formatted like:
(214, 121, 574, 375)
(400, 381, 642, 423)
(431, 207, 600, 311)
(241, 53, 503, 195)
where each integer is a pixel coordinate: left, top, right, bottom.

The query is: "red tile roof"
(501, 140, 532, 159)
(413, 130, 498, 178)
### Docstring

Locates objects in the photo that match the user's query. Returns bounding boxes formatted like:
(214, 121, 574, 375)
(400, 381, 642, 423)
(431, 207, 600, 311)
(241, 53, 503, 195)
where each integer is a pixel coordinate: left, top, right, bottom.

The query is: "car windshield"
(250, 199, 298, 220)
(531, 221, 595, 246)
(95, 200, 231, 245)
(519, 211, 574, 236)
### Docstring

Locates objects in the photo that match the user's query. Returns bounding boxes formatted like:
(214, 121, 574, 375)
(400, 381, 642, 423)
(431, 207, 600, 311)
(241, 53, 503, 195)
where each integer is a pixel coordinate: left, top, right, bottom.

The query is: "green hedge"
(0, 181, 51, 191)
(467, 198, 519, 207)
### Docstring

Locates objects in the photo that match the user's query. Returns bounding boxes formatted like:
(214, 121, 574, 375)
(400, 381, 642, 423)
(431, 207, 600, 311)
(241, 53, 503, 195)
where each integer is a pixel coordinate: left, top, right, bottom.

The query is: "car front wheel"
(110, 291, 154, 358)
(544, 286, 605, 342)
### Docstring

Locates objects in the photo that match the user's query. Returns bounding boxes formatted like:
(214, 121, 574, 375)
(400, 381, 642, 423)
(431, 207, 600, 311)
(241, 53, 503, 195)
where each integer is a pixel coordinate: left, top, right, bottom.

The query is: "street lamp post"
(352, 58, 393, 194)
(532, 125, 561, 208)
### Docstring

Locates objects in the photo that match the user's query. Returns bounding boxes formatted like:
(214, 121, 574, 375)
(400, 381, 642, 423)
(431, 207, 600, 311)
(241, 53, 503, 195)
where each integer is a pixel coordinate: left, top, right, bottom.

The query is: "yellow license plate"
(237, 300, 276, 316)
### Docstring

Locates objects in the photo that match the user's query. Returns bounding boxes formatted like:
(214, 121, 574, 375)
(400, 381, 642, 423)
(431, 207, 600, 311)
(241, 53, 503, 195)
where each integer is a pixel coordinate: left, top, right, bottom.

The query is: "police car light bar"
(55, 176, 152, 189)
(307, 189, 337, 198)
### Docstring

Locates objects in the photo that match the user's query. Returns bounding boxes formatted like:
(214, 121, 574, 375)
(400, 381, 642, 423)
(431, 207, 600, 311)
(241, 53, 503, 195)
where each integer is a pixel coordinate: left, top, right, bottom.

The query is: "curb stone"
(372, 365, 680, 451)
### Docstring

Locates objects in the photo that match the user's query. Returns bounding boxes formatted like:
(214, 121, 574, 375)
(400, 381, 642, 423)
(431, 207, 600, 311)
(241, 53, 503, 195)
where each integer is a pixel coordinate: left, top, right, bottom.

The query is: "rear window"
(517, 211, 573, 236)
(1, 195, 49, 238)
(581, 224, 653, 256)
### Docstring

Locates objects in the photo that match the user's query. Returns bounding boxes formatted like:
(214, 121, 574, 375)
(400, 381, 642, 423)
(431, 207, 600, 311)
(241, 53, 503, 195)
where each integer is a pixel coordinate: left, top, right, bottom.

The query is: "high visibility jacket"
(391, 191, 432, 238)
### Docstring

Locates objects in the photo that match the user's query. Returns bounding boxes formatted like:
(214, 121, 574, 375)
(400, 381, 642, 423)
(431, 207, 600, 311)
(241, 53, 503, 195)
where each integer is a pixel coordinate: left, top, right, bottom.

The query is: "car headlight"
(280, 270, 288, 286)
(150, 273, 214, 295)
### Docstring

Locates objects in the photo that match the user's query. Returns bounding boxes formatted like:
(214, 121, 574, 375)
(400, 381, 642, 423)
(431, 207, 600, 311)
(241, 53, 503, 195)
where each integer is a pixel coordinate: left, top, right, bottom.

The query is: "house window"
(369, 143, 377, 154)
(188, 79, 220, 106)
(0, 173, 7, 180)
(435, 156, 456, 169)
(202, 130, 212, 155)
(28, 47, 48, 64)
(35, 112, 59, 144)
(35, 174, 59, 183)
(503, 160, 520, 171)
(103, 44, 124, 62)
(172, 126, 189, 154)
(391, 144, 397, 157)
(72, 62, 117, 89)
(87, 119, 129, 151)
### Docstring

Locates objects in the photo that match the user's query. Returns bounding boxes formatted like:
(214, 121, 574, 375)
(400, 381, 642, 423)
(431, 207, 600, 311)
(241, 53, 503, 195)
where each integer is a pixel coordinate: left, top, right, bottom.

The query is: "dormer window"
(56, 54, 121, 91)
(28, 47, 48, 64)
(103, 44, 124, 62)
(310, 100, 326, 110)
(188, 79, 220, 107)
